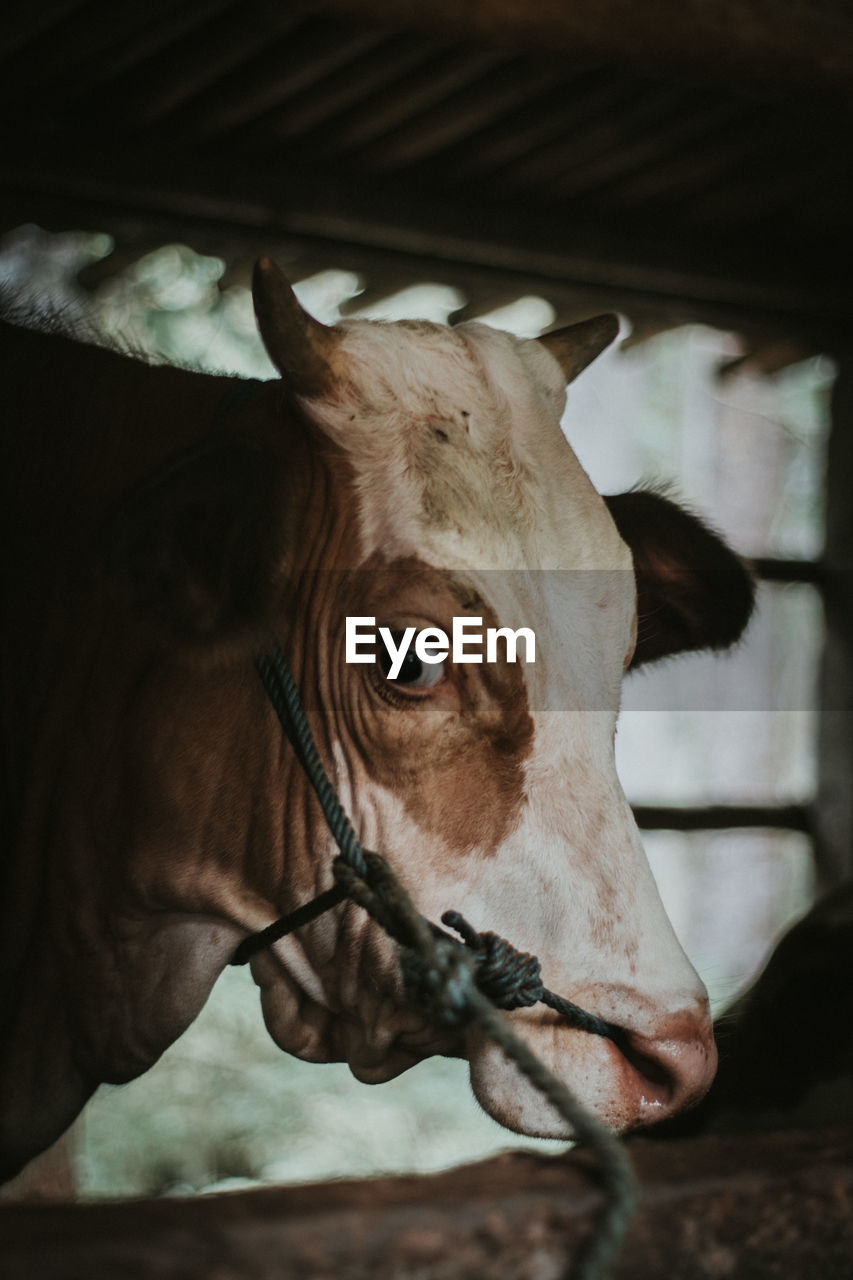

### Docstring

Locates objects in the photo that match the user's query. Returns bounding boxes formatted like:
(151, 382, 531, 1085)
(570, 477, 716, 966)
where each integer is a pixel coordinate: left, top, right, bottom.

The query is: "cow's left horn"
(252, 256, 341, 396)
(539, 314, 620, 383)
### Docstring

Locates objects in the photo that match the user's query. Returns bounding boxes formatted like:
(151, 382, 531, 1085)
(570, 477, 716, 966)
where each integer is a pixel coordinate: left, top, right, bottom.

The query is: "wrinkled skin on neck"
(1, 311, 716, 1181)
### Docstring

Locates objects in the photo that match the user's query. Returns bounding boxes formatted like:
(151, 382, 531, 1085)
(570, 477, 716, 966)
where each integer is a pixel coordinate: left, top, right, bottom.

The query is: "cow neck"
(1, 330, 236, 990)
(233, 641, 630, 1055)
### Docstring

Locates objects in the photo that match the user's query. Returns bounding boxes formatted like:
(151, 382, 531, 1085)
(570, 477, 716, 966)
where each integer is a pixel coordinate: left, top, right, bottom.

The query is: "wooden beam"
(3, 1129, 852, 1278)
(267, 35, 442, 143)
(423, 69, 632, 176)
(0, 1, 230, 103)
(317, 0, 853, 103)
(0, 149, 849, 346)
(350, 58, 565, 170)
(163, 20, 389, 140)
(0, 0, 90, 63)
(632, 804, 813, 834)
(306, 46, 508, 152)
(750, 557, 824, 586)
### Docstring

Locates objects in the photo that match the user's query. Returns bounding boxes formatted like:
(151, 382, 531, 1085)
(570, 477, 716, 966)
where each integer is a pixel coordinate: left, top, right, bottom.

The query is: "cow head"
(114, 259, 755, 1140)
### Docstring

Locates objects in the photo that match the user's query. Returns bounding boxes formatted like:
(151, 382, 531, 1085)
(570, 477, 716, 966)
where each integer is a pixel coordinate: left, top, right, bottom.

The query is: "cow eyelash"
(369, 665, 447, 707)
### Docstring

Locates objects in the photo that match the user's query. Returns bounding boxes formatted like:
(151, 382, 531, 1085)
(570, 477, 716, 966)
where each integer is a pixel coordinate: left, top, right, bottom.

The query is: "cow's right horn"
(539, 313, 620, 384)
(252, 256, 341, 396)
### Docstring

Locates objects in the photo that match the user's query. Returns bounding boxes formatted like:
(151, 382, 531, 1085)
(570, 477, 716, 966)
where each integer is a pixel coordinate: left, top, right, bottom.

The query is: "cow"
(0, 257, 754, 1183)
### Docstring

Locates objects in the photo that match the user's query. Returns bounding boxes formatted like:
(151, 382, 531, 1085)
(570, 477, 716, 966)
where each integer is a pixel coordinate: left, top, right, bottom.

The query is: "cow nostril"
(619, 1039, 674, 1091)
(612, 1016, 718, 1123)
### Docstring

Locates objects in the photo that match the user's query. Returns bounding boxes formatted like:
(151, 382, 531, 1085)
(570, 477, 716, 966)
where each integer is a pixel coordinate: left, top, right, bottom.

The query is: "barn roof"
(1, 1, 851, 358)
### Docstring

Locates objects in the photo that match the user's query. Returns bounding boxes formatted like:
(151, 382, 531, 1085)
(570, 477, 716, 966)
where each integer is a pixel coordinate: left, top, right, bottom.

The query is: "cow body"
(1, 265, 753, 1181)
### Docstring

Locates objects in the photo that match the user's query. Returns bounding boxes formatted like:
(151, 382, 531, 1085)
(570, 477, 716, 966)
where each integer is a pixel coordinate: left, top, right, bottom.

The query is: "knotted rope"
(235, 642, 637, 1280)
(439, 910, 632, 1052)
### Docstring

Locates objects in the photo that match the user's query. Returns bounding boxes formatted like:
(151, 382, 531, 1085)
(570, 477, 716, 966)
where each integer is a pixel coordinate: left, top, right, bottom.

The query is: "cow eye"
(378, 632, 446, 689)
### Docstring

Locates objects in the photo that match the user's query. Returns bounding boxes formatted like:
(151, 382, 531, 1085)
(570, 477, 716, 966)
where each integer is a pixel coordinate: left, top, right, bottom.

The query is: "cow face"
(235, 260, 753, 1138)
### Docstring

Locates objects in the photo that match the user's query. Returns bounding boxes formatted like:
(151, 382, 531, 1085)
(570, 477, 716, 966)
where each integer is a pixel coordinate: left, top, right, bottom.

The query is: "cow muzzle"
(466, 992, 717, 1137)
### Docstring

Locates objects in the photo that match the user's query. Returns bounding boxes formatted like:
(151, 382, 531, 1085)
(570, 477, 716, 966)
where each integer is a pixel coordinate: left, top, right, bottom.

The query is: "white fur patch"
(300, 317, 627, 572)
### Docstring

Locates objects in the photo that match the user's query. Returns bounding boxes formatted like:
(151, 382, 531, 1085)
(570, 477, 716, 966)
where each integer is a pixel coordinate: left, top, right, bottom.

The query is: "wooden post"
(816, 355, 853, 889)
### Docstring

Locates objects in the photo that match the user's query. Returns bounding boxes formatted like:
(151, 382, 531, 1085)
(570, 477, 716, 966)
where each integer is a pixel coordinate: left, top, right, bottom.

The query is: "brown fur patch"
(337, 557, 535, 857)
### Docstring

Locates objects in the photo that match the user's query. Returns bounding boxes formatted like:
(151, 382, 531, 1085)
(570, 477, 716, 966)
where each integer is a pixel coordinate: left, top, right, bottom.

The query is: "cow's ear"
(106, 435, 283, 647)
(603, 489, 755, 669)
